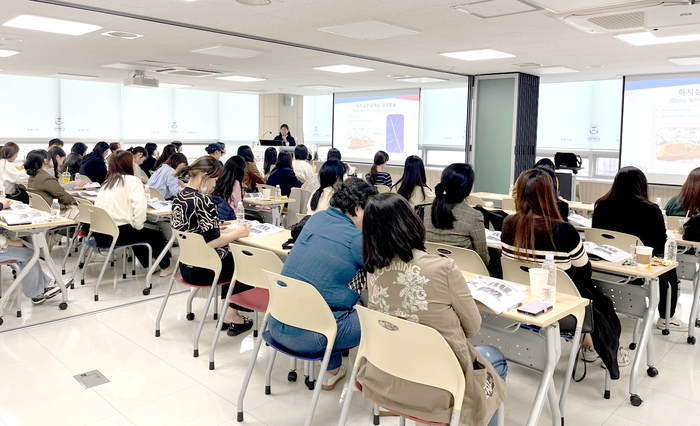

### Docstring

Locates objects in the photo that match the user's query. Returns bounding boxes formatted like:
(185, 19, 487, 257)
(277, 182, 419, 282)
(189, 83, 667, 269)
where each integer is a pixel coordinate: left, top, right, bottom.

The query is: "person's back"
(392, 184, 435, 206)
(80, 152, 107, 184)
(265, 167, 302, 197)
(593, 196, 666, 254)
(96, 174, 146, 229)
(60, 153, 81, 175)
(147, 164, 180, 199)
(365, 171, 392, 187)
(424, 201, 489, 264)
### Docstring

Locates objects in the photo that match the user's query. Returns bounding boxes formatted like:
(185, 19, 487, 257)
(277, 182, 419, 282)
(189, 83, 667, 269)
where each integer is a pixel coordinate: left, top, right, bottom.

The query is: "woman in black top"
(273, 124, 296, 146)
(263, 147, 277, 179)
(79, 142, 109, 184)
(172, 156, 254, 336)
(265, 152, 302, 197)
(141, 143, 158, 177)
(154, 144, 177, 170)
(501, 168, 624, 378)
(592, 166, 683, 330)
(60, 142, 87, 177)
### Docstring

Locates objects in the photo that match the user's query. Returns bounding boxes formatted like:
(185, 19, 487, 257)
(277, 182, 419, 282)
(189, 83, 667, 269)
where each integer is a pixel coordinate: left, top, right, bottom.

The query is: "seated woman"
(238, 145, 265, 191)
(292, 145, 313, 183)
(268, 178, 377, 391)
(141, 143, 159, 178)
(147, 153, 187, 199)
(502, 168, 625, 376)
(60, 142, 87, 178)
(265, 152, 302, 197)
(359, 193, 506, 426)
(307, 160, 344, 215)
(205, 143, 224, 164)
(95, 151, 174, 277)
(424, 163, 489, 265)
(79, 142, 109, 184)
(153, 144, 177, 171)
(666, 167, 700, 216)
(0, 142, 29, 204)
(130, 146, 149, 184)
(391, 155, 435, 207)
(534, 162, 569, 220)
(48, 147, 85, 191)
(365, 150, 392, 187)
(594, 166, 684, 331)
(212, 156, 245, 212)
(172, 156, 254, 336)
(263, 147, 277, 181)
(25, 149, 79, 220)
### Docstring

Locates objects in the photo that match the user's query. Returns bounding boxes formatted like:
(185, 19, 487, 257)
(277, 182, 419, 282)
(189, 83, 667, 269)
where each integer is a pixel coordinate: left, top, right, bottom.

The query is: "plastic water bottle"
(664, 237, 677, 263)
(75, 172, 81, 182)
(144, 185, 152, 201)
(50, 199, 60, 220)
(0, 185, 6, 202)
(541, 254, 557, 304)
(275, 185, 281, 200)
(236, 201, 245, 221)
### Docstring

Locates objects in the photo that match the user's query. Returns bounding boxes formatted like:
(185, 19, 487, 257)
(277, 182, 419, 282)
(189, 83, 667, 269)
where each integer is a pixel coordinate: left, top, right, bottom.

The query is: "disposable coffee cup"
(528, 268, 549, 298)
(261, 188, 272, 199)
(636, 246, 653, 266)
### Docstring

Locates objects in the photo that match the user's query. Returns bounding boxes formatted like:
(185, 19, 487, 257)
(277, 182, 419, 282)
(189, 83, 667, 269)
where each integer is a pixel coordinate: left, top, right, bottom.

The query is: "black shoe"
(227, 318, 254, 336)
(219, 322, 231, 331)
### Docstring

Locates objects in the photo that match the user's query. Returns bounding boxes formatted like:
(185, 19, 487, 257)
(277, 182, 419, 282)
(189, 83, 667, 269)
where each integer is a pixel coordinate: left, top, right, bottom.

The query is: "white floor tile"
(614, 387, 700, 425)
(86, 414, 135, 426)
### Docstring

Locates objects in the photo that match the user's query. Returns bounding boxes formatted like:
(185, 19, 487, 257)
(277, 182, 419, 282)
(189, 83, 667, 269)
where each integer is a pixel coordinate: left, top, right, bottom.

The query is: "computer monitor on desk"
(260, 139, 283, 146)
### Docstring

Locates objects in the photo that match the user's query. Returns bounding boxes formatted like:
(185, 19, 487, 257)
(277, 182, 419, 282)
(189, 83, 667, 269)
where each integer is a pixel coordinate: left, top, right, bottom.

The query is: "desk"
(671, 232, 700, 344)
(242, 198, 295, 227)
(0, 211, 75, 323)
(236, 229, 292, 258)
(471, 192, 511, 202)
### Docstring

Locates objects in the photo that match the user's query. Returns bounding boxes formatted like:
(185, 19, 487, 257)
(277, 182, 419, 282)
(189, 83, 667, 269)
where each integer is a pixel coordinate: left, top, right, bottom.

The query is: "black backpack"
(282, 215, 311, 250)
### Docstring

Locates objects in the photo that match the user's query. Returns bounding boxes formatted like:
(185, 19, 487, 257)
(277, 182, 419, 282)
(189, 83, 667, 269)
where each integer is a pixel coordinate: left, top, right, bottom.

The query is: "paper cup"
(636, 246, 653, 266)
(261, 188, 272, 199)
(528, 268, 549, 298)
(484, 201, 494, 208)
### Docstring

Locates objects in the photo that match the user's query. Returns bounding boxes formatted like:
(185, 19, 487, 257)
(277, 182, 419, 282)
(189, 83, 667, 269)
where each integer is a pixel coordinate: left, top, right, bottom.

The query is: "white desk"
(243, 198, 295, 227)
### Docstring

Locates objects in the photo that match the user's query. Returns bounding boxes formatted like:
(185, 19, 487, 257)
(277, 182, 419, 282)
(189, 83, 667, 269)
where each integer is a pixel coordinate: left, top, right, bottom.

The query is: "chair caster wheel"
(122, 274, 127, 279)
(0, 317, 4, 325)
(155, 330, 160, 337)
(186, 312, 195, 321)
(604, 390, 610, 399)
(16, 311, 21, 318)
(70, 283, 75, 290)
(288, 371, 297, 382)
(237, 412, 243, 422)
(142, 288, 150, 296)
(94, 295, 99, 301)
(110, 262, 114, 267)
(193, 349, 199, 358)
(305, 377, 315, 390)
(647, 367, 658, 377)
(630, 394, 643, 406)
(213, 313, 218, 320)
(662, 329, 670, 335)
(253, 329, 258, 337)
(265, 385, 271, 395)
(689, 336, 697, 345)
(629, 343, 637, 350)
(373, 414, 380, 425)
(62, 269, 66, 275)
(342, 350, 349, 357)
(59, 302, 67, 310)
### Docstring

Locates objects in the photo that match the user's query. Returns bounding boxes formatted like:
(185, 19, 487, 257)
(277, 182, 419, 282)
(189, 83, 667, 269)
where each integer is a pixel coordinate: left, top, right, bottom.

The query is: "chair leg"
(497, 403, 505, 426)
(213, 286, 219, 320)
(131, 248, 136, 276)
(155, 271, 178, 337)
(193, 283, 218, 358)
(61, 226, 80, 275)
(559, 327, 582, 422)
(630, 318, 642, 350)
(80, 248, 95, 286)
(237, 319, 268, 422)
(398, 417, 406, 426)
(93, 245, 115, 301)
(15, 272, 21, 318)
(186, 288, 197, 318)
(122, 249, 127, 280)
(304, 347, 333, 426)
(337, 366, 359, 426)
(604, 368, 611, 399)
(69, 237, 89, 283)
(373, 404, 380, 425)
(265, 350, 277, 395)
(253, 311, 259, 337)
(209, 280, 237, 370)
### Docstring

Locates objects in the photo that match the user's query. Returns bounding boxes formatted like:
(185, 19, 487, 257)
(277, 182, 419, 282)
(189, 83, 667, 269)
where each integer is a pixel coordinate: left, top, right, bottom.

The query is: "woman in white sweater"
(95, 151, 173, 277)
(0, 142, 29, 203)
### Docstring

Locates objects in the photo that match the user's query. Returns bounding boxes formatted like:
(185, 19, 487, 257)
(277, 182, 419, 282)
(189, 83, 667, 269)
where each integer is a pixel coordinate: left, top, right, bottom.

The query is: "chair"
(28, 191, 76, 250)
(208, 244, 284, 370)
(667, 216, 687, 233)
(82, 205, 151, 301)
(77, 174, 92, 184)
(62, 197, 93, 277)
(501, 198, 516, 211)
(149, 187, 165, 201)
(286, 188, 312, 228)
(584, 228, 640, 252)
(468, 195, 486, 207)
(338, 306, 471, 426)
(424, 242, 489, 276)
(376, 185, 391, 194)
(0, 261, 22, 319)
(237, 270, 342, 426)
(258, 183, 276, 192)
(155, 231, 224, 357)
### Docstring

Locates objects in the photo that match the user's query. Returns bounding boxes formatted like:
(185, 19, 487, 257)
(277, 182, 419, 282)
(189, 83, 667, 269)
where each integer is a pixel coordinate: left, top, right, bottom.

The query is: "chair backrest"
(501, 257, 580, 297)
(76, 201, 92, 225)
(262, 270, 338, 341)
(667, 216, 687, 233)
(296, 213, 307, 223)
(229, 244, 284, 289)
(27, 191, 51, 213)
(85, 205, 119, 239)
(354, 306, 466, 418)
(501, 198, 516, 211)
(175, 231, 222, 281)
(468, 195, 486, 207)
(78, 174, 92, 184)
(424, 242, 489, 276)
(584, 228, 640, 251)
(149, 187, 165, 201)
(258, 183, 276, 192)
(74, 197, 93, 206)
(376, 185, 391, 194)
(286, 188, 312, 227)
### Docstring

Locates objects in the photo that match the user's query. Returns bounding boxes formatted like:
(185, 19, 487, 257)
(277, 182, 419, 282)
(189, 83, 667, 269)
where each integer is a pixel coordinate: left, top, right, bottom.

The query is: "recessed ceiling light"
(533, 66, 578, 75)
(299, 85, 342, 90)
(192, 45, 264, 59)
(616, 32, 700, 46)
(47, 73, 97, 80)
(236, 0, 271, 5)
(159, 83, 192, 88)
(386, 74, 412, 78)
(0, 49, 20, 57)
(319, 21, 418, 41)
(101, 31, 144, 40)
(440, 49, 515, 61)
(668, 56, 700, 66)
(452, 1, 541, 19)
(3, 15, 102, 36)
(513, 62, 542, 68)
(313, 65, 374, 74)
(587, 65, 603, 69)
(1, 37, 22, 42)
(216, 75, 266, 82)
(397, 76, 448, 83)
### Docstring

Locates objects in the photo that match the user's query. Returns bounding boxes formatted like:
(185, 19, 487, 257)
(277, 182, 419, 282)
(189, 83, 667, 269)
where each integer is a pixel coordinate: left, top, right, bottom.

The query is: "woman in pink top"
(212, 156, 245, 211)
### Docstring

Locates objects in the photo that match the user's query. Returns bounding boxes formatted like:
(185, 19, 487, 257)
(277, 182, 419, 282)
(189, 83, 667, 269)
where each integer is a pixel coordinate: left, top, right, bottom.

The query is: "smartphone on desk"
(517, 301, 554, 317)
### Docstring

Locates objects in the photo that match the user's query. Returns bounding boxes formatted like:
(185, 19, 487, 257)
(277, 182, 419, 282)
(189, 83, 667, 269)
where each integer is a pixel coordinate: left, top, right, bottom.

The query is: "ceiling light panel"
(313, 65, 374, 73)
(319, 21, 418, 40)
(441, 49, 515, 61)
(452, 0, 541, 19)
(191, 45, 265, 59)
(159, 83, 192, 88)
(47, 73, 97, 80)
(397, 77, 448, 83)
(0, 49, 20, 57)
(299, 85, 342, 89)
(3, 15, 102, 36)
(533, 66, 578, 75)
(669, 57, 700, 66)
(101, 31, 144, 40)
(216, 75, 266, 82)
(616, 31, 700, 46)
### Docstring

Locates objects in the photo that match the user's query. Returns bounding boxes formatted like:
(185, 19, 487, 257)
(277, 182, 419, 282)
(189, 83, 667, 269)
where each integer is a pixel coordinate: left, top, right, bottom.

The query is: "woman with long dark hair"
(48, 147, 85, 190)
(503, 168, 625, 376)
(0, 142, 29, 203)
(263, 147, 277, 178)
(307, 160, 345, 215)
(154, 144, 177, 170)
(359, 193, 506, 426)
(25, 149, 79, 220)
(424, 163, 488, 264)
(212, 156, 246, 210)
(130, 146, 149, 184)
(238, 145, 265, 191)
(79, 141, 110, 184)
(265, 152, 302, 197)
(147, 153, 187, 199)
(273, 123, 296, 146)
(141, 143, 159, 177)
(366, 150, 391, 187)
(667, 167, 700, 216)
(594, 166, 683, 330)
(60, 142, 87, 177)
(392, 155, 434, 206)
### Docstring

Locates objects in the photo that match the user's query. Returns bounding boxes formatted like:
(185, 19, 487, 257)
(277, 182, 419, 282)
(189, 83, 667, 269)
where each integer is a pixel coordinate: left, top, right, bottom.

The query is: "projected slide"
(622, 74, 700, 185)
(333, 89, 420, 165)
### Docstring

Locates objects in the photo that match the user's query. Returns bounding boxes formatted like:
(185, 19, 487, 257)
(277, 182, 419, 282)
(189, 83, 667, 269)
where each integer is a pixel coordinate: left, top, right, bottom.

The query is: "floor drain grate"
(74, 370, 110, 389)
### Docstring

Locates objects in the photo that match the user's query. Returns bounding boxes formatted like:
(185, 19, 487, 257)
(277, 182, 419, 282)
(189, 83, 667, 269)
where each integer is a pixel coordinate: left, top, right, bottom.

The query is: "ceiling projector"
(124, 70, 159, 88)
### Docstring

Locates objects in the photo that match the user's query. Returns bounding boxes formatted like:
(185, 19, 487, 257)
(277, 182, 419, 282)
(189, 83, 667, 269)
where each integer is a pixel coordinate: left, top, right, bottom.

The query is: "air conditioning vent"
(588, 11, 645, 29)
(154, 67, 224, 77)
(101, 31, 144, 40)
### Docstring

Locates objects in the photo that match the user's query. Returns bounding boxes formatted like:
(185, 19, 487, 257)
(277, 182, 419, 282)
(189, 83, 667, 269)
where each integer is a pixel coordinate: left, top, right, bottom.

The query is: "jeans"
(476, 345, 508, 426)
(268, 309, 361, 370)
(1, 246, 51, 298)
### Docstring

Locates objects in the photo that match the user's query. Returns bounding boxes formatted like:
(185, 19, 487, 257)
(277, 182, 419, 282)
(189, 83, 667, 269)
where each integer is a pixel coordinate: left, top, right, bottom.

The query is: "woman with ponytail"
(365, 150, 391, 187)
(424, 163, 488, 264)
(391, 155, 434, 207)
(307, 160, 345, 215)
(25, 149, 79, 220)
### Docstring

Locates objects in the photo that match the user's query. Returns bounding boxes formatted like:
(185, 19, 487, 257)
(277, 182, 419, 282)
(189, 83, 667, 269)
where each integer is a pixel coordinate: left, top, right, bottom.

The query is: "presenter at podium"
(273, 124, 296, 146)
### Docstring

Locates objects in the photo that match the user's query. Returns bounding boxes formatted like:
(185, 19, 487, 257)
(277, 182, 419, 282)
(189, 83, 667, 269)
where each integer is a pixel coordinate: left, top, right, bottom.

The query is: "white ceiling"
(0, 0, 698, 94)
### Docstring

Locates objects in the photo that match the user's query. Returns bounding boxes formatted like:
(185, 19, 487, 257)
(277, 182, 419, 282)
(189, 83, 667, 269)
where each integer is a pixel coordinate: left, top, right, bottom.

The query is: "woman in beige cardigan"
(358, 193, 506, 426)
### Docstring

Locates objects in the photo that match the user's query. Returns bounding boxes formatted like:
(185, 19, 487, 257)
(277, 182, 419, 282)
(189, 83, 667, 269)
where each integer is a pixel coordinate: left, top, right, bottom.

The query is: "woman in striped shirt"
(500, 168, 626, 379)
(366, 150, 392, 188)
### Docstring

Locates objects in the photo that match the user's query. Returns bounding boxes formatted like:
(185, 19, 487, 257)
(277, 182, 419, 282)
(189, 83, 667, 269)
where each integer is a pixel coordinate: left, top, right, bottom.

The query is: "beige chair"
(208, 244, 284, 370)
(286, 188, 312, 228)
(258, 183, 276, 192)
(237, 270, 340, 426)
(501, 198, 516, 211)
(424, 242, 489, 276)
(77, 174, 92, 184)
(468, 195, 486, 207)
(376, 185, 391, 194)
(148, 187, 165, 201)
(296, 213, 307, 223)
(338, 305, 479, 426)
(63, 197, 94, 278)
(584, 228, 640, 251)
(667, 216, 687, 233)
(155, 230, 223, 358)
(27, 191, 51, 213)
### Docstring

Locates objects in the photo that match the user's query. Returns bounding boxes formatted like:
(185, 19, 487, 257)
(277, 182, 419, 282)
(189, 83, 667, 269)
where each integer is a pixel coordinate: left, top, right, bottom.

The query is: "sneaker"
(159, 265, 175, 277)
(657, 316, 688, 331)
(32, 283, 62, 305)
(227, 317, 253, 336)
(581, 346, 599, 363)
(322, 365, 347, 391)
(601, 348, 631, 369)
(151, 266, 161, 275)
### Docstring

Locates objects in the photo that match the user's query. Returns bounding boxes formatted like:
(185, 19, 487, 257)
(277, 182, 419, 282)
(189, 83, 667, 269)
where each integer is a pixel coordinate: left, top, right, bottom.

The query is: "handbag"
(554, 152, 582, 169)
(7, 184, 29, 204)
(282, 215, 311, 250)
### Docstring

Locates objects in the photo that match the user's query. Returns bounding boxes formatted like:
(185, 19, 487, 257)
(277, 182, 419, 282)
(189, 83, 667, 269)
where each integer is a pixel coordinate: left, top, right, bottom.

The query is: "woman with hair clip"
(666, 167, 700, 216)
(147, 153, 187, 199)
(172, 156, 255, 336)
(365, 150, 392, 187)
(60, 142, 87, 178)
(130, 146, 149, 184)
(502, 168, 625, 376)
(307, 160, 345, 215)
(141, 143, 159, 178)
(95, 151, 174, 277)
(0, 142, 29, 203)
(263, 147, 277, 180)
(265, 152, 303, 197)
(594, 166, 684, 331)
(25, 149, 79, 220)
(237, 145, 265, 191)
(212, 156, 246, 211)
(391, 155, 435, 207)
(154, 144, 178, 171)
(424, 163, 488, 264)
(79, 141, 110, 184)
(359, 193, 507, 426)
(48, 146, 86, 190)
(204, 144, 224, 163)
